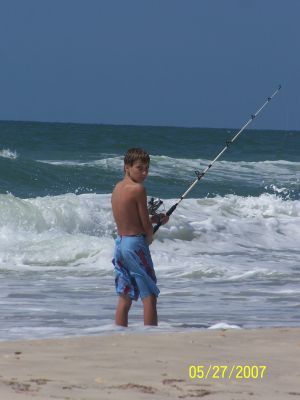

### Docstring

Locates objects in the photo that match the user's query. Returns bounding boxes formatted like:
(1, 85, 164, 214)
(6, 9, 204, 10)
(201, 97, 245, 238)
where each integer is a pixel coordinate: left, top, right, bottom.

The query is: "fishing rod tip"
(278, 84, 282, 90)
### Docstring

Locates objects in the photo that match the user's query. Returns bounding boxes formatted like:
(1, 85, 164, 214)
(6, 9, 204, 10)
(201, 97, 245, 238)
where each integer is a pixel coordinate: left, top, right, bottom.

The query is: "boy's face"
(125, 161, 149, 183)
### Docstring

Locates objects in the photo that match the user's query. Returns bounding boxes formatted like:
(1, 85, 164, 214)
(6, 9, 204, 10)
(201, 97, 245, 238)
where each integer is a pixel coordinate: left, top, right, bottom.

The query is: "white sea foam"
(0, 193, 299, 335)
(208, 322, 242, 330)
(38, 155, 123, 169)
(0, 192, 299, 277)
(0, 148, 18, 159)
(1, 191, 300, 339)
(37, 155, 300, 191)
(38, 154, 300, 173)
(149, 157, 300, 190)
(0, 193, 114, 270)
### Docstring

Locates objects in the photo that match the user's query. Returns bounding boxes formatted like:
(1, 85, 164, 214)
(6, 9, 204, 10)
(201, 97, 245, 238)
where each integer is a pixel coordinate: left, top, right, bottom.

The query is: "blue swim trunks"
(112, 235, 160, 301)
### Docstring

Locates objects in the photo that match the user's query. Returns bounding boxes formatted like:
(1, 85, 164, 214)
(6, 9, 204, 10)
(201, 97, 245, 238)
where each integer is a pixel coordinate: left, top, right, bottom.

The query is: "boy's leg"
(115, 294, 132, 327)
(142, 294, 157, 326)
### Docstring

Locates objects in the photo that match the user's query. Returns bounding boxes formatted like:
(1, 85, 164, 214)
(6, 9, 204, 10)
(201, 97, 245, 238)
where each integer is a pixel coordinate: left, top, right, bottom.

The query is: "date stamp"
(189, 365, 267, 380)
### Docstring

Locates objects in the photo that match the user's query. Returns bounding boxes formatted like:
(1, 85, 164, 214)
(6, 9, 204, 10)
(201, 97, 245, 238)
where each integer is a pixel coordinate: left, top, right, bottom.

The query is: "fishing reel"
(147, 197, 164, 216)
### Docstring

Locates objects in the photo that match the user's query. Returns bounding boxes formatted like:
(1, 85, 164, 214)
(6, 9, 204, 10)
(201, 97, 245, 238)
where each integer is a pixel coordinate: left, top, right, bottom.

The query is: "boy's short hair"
(124, 148, 150, 166)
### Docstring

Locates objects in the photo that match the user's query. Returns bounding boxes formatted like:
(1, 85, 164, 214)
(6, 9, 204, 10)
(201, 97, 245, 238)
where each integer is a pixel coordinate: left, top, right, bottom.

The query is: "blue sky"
(0, 0, 299, 130)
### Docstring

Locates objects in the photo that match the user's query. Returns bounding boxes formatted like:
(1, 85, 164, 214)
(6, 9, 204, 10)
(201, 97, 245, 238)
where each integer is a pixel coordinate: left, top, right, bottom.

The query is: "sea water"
(0, 121, 299, 340)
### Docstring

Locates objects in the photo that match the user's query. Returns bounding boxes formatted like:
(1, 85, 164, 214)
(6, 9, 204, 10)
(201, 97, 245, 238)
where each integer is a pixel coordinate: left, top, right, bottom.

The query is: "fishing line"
(153, 84, 282, 234)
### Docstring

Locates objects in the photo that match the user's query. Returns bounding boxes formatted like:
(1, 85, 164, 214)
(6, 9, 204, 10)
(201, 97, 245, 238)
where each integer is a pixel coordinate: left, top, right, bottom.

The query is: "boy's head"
(124, 148, 150, 167)
(124, 148, 150, 183)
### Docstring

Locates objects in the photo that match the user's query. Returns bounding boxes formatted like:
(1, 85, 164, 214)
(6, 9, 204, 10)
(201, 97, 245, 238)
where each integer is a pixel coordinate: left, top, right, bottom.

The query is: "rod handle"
(153, 203, 178, 234)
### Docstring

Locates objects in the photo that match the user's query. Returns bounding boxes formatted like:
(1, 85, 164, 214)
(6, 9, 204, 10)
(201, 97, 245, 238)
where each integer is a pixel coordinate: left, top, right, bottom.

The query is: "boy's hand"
(146, 233, 153, 245)
(159, 213, 169, 225)
(151, 213, 169, 225)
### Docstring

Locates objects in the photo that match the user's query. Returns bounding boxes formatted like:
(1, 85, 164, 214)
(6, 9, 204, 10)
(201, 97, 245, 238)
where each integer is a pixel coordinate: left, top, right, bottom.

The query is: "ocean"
(0, 121, 299, 340)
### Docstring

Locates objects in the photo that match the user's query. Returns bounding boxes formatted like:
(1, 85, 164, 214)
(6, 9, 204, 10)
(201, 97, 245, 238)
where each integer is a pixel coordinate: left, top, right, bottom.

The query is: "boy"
(111, 148, 168, 327)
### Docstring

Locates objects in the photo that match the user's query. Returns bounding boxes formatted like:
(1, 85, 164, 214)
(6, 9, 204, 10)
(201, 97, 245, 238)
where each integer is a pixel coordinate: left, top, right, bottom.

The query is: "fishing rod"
(152, 84, 282, 234)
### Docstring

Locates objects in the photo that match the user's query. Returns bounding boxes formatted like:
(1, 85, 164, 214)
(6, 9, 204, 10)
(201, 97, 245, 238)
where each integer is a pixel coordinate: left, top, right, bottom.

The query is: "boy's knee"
(142, 294, 157, 307)
(142, 294, 158, 326)
(118, 295, 132, 310)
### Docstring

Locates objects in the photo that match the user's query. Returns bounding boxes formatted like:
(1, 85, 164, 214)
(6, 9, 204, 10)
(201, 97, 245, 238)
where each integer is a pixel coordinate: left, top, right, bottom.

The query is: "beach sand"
(0, 328, 299, 399)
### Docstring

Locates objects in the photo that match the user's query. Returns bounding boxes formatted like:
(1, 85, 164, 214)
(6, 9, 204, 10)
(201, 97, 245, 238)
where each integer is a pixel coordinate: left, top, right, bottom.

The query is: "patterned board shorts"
(112, 234, 160, 301)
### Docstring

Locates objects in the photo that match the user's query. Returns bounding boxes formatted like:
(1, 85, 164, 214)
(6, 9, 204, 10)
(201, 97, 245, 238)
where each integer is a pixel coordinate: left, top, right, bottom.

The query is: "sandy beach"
(0, 328, 299, 399)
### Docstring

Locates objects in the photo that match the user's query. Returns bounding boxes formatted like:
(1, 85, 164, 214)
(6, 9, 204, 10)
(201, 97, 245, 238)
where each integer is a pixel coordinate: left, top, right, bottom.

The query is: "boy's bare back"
(111, 156, 155, 245)
(111, 179, 146, 236)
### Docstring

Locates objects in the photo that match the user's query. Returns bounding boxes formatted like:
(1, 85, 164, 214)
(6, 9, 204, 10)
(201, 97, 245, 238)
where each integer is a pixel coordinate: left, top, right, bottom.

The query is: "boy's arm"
(135, 185, 153, 245)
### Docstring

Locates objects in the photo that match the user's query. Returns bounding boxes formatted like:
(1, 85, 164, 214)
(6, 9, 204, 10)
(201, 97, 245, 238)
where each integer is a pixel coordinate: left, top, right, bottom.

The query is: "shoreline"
(1, 322, 300, 343)
(0, 327, 299, 399)
(2, 321, 299, 344)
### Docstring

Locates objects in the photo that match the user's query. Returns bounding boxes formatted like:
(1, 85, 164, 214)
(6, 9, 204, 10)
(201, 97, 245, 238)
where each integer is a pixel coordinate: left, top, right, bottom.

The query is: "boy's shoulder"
(113, 179, 145, 195)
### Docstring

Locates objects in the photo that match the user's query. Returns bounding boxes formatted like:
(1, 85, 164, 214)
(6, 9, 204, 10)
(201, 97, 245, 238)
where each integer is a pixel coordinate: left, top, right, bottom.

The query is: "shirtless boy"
(111, 148, 168, 327)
